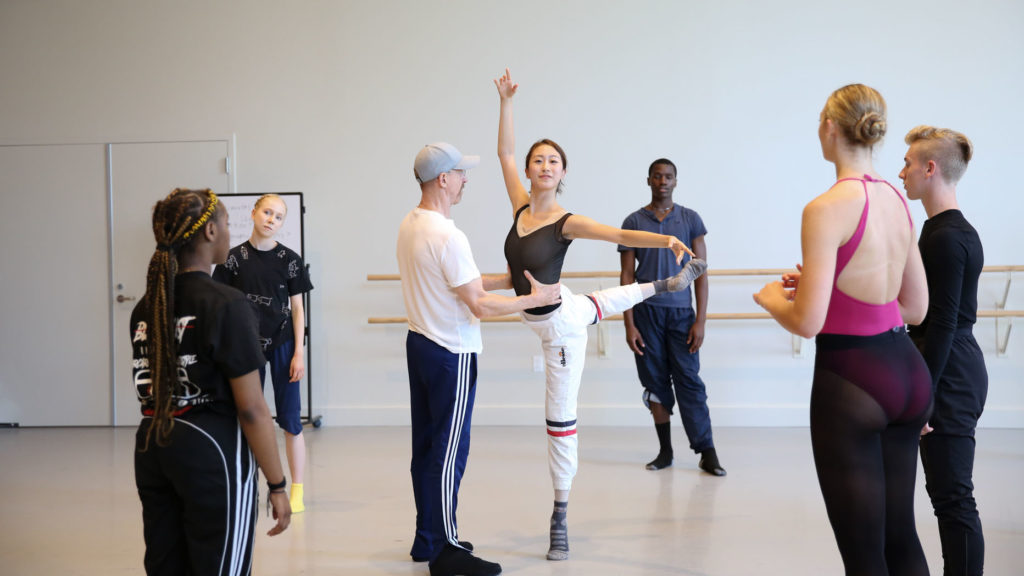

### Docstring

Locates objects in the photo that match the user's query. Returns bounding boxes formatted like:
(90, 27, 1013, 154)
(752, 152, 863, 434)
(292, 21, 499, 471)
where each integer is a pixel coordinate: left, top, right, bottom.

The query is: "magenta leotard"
(819, 175, 913, 336)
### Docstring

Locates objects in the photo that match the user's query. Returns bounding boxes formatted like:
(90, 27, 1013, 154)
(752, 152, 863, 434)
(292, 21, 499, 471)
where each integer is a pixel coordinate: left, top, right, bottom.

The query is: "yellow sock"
(290, 483, 305, 513)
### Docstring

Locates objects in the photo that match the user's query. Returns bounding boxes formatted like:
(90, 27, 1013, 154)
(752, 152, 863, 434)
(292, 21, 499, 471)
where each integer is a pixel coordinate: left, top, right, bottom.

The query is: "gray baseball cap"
(414, 142, 480, 183)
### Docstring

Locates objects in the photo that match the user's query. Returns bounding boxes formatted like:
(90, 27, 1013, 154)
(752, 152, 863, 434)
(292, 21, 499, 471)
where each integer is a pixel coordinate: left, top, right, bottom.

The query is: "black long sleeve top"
(907, 209, 984, 386)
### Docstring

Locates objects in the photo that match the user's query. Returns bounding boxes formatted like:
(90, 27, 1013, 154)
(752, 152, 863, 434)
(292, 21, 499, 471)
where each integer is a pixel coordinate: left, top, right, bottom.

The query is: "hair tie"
(181, 193, 220, 240)
(156, 243, 174, 252)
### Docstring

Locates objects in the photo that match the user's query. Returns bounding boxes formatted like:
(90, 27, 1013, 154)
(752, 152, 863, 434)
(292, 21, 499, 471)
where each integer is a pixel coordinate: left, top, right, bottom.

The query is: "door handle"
(116, 294, 137, 303)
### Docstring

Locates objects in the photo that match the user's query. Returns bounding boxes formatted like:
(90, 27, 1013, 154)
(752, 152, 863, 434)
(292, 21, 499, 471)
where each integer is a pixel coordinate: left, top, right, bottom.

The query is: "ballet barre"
(368, 265, 1024, 283)
(367, 312, 774, 324)
(367, 310, 1022, 325)
(368, 268, 798, 282)
(368, 266, 1023, 356)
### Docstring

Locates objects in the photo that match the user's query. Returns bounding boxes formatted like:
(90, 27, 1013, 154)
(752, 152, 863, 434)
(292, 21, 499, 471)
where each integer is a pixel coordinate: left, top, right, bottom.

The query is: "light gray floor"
(1, 426, 1020, 575)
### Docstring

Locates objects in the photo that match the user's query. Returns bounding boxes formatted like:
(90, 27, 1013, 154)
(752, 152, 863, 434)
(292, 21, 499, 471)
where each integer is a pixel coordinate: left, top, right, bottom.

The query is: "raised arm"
(455, 270, 561, 318)
(562, 214, 694, 263)
(495, 68, 530, 214)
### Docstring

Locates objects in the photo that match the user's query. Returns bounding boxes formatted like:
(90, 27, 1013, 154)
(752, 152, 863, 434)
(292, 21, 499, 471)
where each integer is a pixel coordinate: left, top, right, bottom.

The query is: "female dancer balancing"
(754, 84, 932, 575)
(495, 69, 706, 561)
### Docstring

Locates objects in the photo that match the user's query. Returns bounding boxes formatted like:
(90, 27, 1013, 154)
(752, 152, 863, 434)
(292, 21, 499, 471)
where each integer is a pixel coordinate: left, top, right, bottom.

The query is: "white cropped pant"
(522, 283, 646, 492)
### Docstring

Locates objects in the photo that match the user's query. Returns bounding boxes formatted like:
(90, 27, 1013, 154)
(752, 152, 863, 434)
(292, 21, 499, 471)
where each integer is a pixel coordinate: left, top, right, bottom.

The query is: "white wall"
(1, 0, 1022, 427)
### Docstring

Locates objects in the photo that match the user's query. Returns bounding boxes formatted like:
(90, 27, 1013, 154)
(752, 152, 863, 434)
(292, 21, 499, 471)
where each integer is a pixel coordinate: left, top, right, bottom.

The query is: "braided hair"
(141, 188, 219, 449)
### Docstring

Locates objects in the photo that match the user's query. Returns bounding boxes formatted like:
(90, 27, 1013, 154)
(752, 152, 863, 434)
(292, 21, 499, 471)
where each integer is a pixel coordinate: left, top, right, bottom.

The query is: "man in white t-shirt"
(398, 142, 561, 576)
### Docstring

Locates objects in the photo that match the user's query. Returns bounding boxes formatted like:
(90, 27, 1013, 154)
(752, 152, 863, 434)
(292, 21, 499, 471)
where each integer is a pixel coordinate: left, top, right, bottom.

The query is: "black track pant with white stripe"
(406, 330, 477, 563)
(135, 411, 258, 576)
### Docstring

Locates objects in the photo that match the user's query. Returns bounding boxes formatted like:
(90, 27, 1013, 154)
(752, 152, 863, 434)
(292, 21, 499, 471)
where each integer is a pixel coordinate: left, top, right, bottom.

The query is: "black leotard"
(504, 204, 572, 315)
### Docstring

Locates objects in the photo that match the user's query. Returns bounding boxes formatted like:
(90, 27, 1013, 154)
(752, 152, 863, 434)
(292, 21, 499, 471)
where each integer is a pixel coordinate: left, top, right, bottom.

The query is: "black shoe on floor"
(412, 541, 474, 562)
(429, 544, 501, 576)
(699, 448, 727, 476)
(645, 451, 673, 470)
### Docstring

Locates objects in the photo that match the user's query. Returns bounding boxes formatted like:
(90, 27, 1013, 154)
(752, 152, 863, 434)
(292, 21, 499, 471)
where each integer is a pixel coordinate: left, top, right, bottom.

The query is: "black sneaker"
(429, 544, 501, 576)
(412, 541, 474, 562)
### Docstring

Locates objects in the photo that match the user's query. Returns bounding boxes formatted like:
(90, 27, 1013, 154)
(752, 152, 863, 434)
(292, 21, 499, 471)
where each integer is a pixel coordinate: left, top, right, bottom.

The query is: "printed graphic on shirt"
(247, 293, 272, 307)
(212, 241, 313, 352)
(131, 317, 208, 409)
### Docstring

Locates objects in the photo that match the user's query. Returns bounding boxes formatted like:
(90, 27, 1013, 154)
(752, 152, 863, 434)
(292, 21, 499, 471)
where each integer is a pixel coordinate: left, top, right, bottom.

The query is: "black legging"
(811, 328, 933, 576)
(917, 331, 988, 576)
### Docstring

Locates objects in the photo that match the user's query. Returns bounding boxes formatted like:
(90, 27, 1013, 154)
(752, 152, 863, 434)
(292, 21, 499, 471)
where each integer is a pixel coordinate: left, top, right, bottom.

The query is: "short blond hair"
(823, 84, 887, 148)
(904, 126, 973, 184)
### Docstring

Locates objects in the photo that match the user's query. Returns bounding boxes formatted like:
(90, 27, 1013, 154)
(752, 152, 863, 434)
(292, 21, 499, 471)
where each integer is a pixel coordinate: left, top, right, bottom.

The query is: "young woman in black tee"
(131, 188, 290, 575)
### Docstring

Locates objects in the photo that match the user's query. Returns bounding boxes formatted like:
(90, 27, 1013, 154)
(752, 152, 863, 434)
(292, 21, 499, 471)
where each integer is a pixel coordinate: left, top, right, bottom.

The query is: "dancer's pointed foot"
(668, 258, 707, 292)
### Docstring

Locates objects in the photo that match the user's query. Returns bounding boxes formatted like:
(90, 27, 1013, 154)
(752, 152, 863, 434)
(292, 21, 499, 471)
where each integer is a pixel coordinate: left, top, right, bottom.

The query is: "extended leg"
(586, 259, 707, 322)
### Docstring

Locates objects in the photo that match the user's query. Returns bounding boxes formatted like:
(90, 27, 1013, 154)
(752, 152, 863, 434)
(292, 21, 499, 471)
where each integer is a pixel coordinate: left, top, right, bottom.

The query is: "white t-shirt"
(396, 208, 482, 354)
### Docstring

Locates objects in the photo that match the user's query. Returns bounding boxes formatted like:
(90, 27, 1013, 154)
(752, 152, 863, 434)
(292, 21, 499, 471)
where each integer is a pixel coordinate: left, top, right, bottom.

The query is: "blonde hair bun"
(824, 84, 887, 149)
(855, 112, 887, 146)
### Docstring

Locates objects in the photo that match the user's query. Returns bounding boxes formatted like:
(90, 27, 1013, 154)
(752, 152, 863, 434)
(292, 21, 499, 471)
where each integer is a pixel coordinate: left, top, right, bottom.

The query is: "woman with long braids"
(131, 188, 291, 575)
(494, 69, 706, 561)
(754, 85, 932, 575)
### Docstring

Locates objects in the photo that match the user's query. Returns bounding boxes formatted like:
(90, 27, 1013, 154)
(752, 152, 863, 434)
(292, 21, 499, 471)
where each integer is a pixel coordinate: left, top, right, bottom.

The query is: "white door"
(110, 141, 232, 426)
(0, 144, 110, 426)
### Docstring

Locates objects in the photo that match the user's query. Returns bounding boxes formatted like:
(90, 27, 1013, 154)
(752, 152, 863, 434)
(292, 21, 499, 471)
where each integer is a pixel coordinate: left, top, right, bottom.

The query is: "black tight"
(811, 329, 932, 576)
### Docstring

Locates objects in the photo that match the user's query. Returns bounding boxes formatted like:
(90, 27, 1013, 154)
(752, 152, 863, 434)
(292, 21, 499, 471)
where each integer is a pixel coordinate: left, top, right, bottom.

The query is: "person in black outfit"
(132, 188, 290, 575)
(901, 125, 987, 576)
(214, 194, 314, 513)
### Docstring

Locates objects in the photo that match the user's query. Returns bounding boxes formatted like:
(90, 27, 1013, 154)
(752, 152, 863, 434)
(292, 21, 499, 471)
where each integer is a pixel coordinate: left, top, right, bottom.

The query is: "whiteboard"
(219, 192, 304, 256)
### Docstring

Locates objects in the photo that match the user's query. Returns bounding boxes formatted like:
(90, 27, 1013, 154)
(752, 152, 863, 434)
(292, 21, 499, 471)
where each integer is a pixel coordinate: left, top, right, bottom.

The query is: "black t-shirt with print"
(130, 272, 265, 417)
(212, 241, 314, 352)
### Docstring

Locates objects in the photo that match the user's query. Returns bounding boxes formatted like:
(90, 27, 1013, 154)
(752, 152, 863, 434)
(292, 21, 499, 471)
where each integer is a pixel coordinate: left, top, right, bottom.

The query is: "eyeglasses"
(448, 169, 466, 180)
